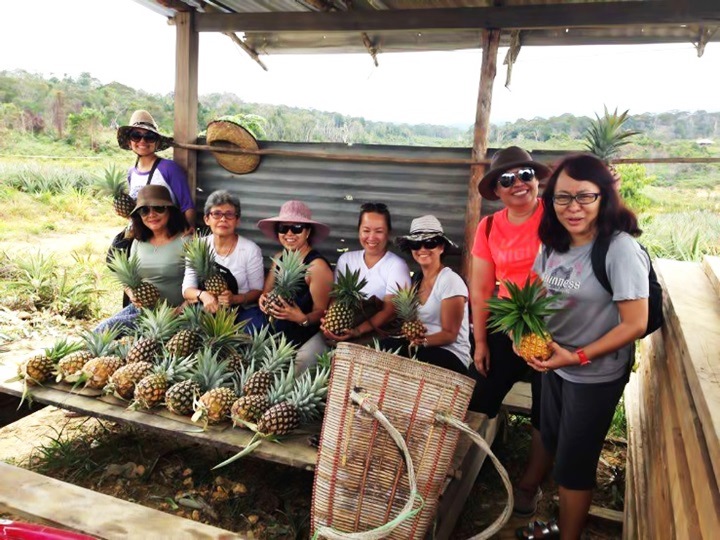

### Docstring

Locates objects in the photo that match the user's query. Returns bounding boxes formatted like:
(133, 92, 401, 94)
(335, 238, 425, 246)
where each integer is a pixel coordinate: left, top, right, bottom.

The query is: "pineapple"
(105, 361, 153, 400)
(485, 278, 558, 362)
(55, 349, 93, 383)
(192, 386, 237, 427)
(167, 347, 232, 416)
(107, 250, 160, 308)
(165, 304, 203, 358)
(256, 366, 330, 436)
(231, 361, 293, 426)
(184, 236, 228, 296)
(127, 303, 181, 364)
(263, 249, 310, 323)
(56, 327, 122, 383)
(220, 346, 246, 374)
(130, 353, 196, 410)
(98, 164, 135, 219)
(199, 306, 249, 355)
(324, 267, 368, 335)
(242, 333, 297, 396)
(392, 284, 426, 342)
(583, 106, 640, 186)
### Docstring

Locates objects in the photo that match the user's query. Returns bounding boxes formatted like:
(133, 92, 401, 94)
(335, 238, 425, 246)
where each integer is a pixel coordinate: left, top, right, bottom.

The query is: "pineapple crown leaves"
(42, 338, 85, 362)
(270, 249, 311, 299)
(485, 278, 560, 348)
(288, 367, 330, 423)
(150, 351, 197, 383)
(315, 349, 334, 370)
(107, 249, 145, 289)
(368, 338, 403, 356)
(582, 106, 641, 163)
(199, 306, 249, 351)
(191, 346, 233, 391)
(184, 236, 219, 281)
(267, 362, 296, 405)
(82, 326, 122, 357)
(97, 164, 128, 197)
(330, 267, 368, 306)
(135, 303, 183, 342)
(244, 326, 273, 365)
(234, 357, 258, 396)
(260, 333, 298, 373)
(392, 283, 421, 321)
(176, 303, 204, 330)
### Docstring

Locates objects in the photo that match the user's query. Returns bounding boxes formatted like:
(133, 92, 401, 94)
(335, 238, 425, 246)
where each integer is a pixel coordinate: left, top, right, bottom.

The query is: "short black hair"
(358, 202, 392, 231)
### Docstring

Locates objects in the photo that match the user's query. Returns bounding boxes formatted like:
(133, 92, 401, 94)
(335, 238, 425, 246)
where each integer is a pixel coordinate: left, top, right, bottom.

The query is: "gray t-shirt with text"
(533, 232, 649, 384)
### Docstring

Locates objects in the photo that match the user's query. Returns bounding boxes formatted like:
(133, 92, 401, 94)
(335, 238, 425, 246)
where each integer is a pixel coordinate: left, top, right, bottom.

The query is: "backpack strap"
(484, 214, 494, 240)
(591, 235, 613, 295)
(129, 157, 162, 186)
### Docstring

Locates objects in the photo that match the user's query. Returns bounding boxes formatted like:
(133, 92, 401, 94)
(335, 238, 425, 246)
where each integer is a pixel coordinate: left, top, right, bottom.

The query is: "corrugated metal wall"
(196, 141, 565, 272)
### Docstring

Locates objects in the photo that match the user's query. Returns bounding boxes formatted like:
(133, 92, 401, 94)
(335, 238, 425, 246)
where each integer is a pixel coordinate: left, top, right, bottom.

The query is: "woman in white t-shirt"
(380, 215, 471, 375)
(321, 202, 411, 343)
(182, 190, 264, 329)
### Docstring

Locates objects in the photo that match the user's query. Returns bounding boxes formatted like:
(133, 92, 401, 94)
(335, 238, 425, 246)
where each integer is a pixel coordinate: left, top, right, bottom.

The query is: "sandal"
(513, 486, 542, 517)
(515, 519, 560, 539)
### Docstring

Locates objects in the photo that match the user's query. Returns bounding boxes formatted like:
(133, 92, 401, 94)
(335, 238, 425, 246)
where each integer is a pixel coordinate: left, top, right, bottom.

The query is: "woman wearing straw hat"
(117, 110, 196, 230)
(468, 146, 552, 518)
(95, 185, 189, 333)
(381, 215, 471, 375)
(320, 202, 411, 343)
(257, 201, 334, 373)
(182, 190, 264, 329)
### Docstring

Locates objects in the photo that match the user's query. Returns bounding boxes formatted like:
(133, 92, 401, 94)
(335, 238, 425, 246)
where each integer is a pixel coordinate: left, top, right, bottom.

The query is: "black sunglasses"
(138, 205, 168, 216)
(129, 131, 160, 143)
(408, 238, 442, 251)
(497, 168, 535, 188)
(277, 223, 309, 235)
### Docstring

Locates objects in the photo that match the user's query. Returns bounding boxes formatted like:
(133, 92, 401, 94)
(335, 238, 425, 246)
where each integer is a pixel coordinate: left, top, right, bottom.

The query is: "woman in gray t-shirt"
(523, 154, 649, 540)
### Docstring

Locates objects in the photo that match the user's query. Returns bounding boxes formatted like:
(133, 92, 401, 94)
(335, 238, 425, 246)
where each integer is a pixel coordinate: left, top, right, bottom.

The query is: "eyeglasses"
(408, 238, 442, 250)
(138, 205, 168, 216)
(498, 168, 535, 188)
(129, 131, 160, 144)
(277, 223, 309, 235)
(208, 211, 238, 220)
(552, 193, 601, 206)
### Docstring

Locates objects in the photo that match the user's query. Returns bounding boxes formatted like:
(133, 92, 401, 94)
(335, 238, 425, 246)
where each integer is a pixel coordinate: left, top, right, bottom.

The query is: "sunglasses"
(208, 211, 238, 220)
(408, 238, 442, 251)
(277, 223, 309, 235)
(138, 205, 168, 216)
(129, 131, 160, 144)
(497, 168, 535, 188)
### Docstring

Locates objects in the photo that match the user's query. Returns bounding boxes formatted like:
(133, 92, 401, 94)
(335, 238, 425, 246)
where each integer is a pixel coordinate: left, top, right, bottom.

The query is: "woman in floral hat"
(117, 110, 195, 230)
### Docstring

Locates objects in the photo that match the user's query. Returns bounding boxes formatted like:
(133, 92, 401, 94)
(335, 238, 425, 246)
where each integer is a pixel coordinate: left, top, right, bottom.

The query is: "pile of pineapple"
(11, 304, 330, 440)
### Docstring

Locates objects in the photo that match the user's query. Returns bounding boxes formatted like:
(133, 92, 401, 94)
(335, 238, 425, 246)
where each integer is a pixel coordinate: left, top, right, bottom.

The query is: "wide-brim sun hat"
(130, 185, 177, 216)
(396, 214, 458, 251)
(117, 110, 173, 151)
(206, 119, 261, 175)
(478, 146, 552, 201)
(257, 200, 330, 244)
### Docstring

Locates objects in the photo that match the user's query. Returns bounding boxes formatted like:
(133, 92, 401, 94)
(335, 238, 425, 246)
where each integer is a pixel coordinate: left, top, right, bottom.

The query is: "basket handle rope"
(436, 413, 514, 540)
(312, 390, 425, 540)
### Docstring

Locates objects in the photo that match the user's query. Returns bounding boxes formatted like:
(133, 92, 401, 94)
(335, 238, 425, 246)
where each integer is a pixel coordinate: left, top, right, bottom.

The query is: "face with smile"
(410, 237, 445, 269)
(139, 206, 170, 235)
(129, 127, 159, 157)
(277, 222, 311, 251)
(494, 167, 539, 209)
(359, 212, 389, 258)
(553, 171, 602, 246)
(205, 203, 239, 238)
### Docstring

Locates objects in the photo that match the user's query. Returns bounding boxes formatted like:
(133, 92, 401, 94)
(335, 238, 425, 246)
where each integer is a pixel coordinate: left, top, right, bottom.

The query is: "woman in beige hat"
(117, 110, 196, 230)
(380, 215, 470, 375)
(257, 201, 334, 372)
(96, 185, 190, 333)
(468, 146, 552, 518)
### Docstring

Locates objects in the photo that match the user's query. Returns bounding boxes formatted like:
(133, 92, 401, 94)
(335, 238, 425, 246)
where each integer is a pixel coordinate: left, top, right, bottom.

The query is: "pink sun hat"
(256, 200, 330, 244)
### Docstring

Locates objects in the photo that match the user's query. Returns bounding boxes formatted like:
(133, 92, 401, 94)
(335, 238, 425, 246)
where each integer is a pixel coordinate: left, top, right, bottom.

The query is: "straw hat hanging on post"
(206, 119, 261, 174)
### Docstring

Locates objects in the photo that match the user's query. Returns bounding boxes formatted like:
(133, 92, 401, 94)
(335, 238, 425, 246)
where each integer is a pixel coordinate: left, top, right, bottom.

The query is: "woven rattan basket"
(311, 342, 477, 539)
(205, 120, 260, 174)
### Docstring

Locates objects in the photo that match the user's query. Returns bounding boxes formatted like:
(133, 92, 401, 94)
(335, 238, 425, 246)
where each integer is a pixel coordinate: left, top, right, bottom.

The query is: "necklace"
(215, 236, 237, 258)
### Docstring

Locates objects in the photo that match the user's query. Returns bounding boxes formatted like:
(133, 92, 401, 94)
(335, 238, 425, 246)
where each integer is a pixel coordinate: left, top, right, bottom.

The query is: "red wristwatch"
(575, 348, 591, 366)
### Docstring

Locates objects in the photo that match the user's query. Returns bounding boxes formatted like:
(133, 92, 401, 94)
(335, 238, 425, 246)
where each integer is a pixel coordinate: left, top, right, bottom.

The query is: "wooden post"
(173, 11, 199, 198)
(462, 29, 500, 279)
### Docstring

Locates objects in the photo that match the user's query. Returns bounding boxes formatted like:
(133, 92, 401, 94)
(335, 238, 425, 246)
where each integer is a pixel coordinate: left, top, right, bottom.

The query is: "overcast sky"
(2, 0, 718, 126)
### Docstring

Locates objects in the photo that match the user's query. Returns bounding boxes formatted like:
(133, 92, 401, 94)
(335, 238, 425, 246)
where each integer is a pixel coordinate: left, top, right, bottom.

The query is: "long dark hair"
(358, 202, 392, 231)
(539, 153, 641, 252)
(131, 207, 189, 242)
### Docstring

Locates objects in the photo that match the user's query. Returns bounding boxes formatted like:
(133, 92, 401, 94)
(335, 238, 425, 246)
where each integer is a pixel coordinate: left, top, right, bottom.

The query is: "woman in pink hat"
(257, 200, 334, 372)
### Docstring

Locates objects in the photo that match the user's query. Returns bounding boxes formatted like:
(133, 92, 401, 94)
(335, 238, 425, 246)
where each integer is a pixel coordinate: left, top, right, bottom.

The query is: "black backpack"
(590, 235, 664, 338)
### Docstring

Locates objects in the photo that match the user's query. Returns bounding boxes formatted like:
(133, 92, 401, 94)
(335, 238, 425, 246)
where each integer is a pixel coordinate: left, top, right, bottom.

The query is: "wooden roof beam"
(195, 1, 720, 33)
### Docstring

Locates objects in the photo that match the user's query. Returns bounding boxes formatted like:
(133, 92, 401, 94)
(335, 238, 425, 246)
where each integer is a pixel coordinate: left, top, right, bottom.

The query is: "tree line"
(1, 69, 718, 150)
